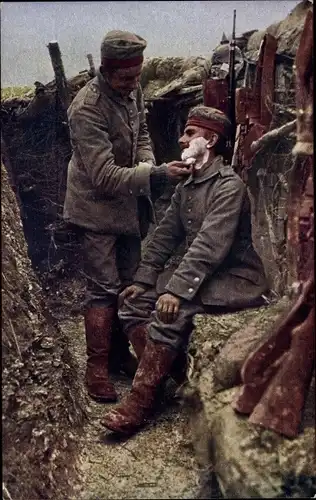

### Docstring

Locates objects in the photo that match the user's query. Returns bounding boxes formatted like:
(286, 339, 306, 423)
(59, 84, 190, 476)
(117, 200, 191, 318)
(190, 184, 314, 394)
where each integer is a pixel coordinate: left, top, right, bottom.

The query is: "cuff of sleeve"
(149, 164, 168, 193)
(134, 266, 159, 287)
(132, 162, 153, 196)
(165, 273, 201, 301)
(151, 164, 168, 177)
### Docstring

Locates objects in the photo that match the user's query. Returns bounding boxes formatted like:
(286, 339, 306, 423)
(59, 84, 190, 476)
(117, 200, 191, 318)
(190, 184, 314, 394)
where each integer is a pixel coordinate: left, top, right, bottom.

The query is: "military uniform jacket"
(63, 70, 156, 236)
(134, 156, 269, 308)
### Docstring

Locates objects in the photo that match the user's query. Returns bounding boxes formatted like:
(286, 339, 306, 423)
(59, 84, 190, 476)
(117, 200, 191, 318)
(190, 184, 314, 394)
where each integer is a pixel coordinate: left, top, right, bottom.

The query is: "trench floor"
(60, 317, 201, 500)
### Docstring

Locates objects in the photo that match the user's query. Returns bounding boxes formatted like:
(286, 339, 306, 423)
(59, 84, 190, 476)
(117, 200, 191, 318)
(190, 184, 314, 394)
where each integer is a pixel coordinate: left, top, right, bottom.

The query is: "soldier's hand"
(119, 284, 146, 307)
(166, 161, 192, 182)
(156, 293, 181, 324)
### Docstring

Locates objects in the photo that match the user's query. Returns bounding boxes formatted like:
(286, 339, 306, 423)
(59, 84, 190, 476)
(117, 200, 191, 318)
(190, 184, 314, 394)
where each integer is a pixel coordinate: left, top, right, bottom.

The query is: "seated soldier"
(101, 105, 269, 435)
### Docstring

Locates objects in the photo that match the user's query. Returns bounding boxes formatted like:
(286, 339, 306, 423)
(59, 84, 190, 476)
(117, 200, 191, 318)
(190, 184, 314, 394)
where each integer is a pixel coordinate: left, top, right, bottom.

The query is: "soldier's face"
(179, 126, 219, 151)
(106, 64, 143, 96)
(179, 126, 209, 150)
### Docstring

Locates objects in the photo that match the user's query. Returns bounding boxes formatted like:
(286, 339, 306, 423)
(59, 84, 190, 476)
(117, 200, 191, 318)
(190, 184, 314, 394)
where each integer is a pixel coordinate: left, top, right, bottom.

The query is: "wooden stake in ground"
(47, 40, 70, 110)
(87, 54, 96, 77)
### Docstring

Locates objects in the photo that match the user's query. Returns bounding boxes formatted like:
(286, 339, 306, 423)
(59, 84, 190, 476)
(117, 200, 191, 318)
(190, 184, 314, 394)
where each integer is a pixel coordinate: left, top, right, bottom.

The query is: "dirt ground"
(60, 316, 201, 500)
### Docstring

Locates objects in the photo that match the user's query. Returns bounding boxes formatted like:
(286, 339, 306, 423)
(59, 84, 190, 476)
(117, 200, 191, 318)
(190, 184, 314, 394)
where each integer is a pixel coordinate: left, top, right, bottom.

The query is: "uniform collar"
(96, 68, 136, 104)
(183, 155, 226, 186)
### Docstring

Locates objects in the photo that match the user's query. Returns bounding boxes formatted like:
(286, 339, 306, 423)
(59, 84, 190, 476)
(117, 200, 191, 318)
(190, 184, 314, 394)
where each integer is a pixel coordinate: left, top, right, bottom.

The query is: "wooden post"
(87, 53, 96, 76)
(47, 41, 70, 110)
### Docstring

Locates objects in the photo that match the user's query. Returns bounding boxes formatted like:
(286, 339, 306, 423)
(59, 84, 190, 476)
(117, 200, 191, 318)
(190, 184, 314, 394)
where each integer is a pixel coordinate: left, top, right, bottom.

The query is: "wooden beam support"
(87, 53, 96, 76)
(47, 40, 70, 110)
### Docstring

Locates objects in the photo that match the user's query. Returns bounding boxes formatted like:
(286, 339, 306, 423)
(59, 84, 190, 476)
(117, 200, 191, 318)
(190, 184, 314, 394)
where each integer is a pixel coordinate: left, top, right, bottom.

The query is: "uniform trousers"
(119, 286, 232, 352)
(82, 230, 141, 308)
(119, 284, 267, 352)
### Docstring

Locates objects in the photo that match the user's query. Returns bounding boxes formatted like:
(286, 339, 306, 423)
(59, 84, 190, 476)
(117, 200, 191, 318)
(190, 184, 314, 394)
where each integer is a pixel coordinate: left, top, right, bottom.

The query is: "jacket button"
(140, 188, 144, 194)
(129, 109, 133, 115)
(131, 121, 134, 126)
(194, 277, 200, 282)
(188, 208, 192, 212)
(188, 220, 192, 224)
(188, 288, 194, 293)
(188, 196, 192, 200)
(129, 189, 133, 195)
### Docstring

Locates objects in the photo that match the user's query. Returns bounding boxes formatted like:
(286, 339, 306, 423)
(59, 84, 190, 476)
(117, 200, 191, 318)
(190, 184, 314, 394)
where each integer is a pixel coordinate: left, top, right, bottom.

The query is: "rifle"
(202, 10, 237, 122)
(232, 10, 314, 439)
(227, 9, 237, 154)
(232, 33, 277, 180)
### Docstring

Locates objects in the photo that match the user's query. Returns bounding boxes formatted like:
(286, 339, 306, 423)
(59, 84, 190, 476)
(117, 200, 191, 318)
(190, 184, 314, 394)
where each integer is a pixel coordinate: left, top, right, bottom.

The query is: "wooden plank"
(47, 40, 70, 110)
(87, 53, 96, 76)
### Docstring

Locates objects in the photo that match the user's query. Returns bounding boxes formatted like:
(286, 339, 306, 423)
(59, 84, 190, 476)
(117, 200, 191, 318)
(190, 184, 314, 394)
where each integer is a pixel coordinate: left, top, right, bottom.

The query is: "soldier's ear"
(206, 133, 219, 149)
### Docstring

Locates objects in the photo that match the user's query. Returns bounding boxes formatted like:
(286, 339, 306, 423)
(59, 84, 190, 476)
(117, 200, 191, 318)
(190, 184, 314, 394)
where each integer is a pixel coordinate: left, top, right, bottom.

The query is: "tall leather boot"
(100, 340, 177, 434)
(127, 324, 166, 408)
(109, 314, 139, 378)
(127, 324, 148, 359)
(84, 306, 118, 403)
(127, 323, 188, 385)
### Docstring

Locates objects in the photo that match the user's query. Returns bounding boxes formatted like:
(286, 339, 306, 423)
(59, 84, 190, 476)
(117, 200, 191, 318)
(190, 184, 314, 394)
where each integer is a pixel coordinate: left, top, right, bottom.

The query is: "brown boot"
(128, 324, 168, 409)
(100, 340, 177, 434)
(127, 324, 148, 359)
(127, 324, 187, 386)
(84, 306, 118, 403)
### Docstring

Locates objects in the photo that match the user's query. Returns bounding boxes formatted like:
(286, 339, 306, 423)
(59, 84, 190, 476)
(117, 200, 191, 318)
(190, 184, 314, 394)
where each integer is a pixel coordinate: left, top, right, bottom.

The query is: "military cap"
(101, 30, 147, 69)
(186, 105, 231, 138)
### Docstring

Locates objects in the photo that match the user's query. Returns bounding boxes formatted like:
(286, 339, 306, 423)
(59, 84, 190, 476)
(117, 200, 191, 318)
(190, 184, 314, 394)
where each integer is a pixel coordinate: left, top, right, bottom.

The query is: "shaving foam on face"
(181, 137, 209, 169)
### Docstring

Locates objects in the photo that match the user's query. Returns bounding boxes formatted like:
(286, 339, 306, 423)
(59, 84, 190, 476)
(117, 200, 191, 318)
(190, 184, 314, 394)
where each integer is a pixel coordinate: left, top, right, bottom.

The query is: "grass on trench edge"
(1, 86, 34, 100)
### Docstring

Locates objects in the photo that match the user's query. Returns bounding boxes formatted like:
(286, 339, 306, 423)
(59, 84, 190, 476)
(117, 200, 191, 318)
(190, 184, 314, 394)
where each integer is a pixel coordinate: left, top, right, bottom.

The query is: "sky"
(1, 0, 299, 87)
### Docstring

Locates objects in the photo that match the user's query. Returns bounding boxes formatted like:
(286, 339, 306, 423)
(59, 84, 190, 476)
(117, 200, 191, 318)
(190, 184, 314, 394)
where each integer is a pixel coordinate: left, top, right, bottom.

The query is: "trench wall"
(1, 60, 301, 294)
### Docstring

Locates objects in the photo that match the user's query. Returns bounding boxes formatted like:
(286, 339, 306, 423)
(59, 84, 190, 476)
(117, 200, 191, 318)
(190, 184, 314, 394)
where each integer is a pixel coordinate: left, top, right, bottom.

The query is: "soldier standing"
(63, 30, 190, 403)
(100, 105, 269, 435)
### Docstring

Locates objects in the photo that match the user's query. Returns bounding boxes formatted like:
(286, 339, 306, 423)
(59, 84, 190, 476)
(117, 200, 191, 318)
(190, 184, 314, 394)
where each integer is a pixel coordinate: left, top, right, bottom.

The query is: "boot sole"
(100, 414, 147, 435)
(100, 419, 135, 435)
